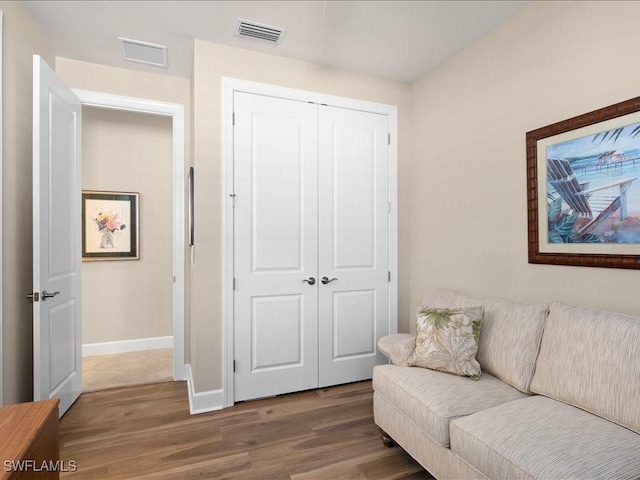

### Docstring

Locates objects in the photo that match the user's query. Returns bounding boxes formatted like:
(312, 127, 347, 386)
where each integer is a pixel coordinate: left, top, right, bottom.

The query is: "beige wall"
(56, 57, 191, 354)
(56, 58, 192, 111)
(1, 1, 54, 404)
(410, 0, 640, 327)
(191, 40, 412, 392)
(81, 107, 173, 344)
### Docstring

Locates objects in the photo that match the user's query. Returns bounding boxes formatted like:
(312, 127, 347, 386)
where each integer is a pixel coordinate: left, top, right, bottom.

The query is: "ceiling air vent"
(118, 37, 168, 68)
(235, 19, 287, 44)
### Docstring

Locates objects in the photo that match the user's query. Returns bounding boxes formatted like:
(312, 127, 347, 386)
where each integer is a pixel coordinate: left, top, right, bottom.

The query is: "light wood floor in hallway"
(59, 381, 431, 479)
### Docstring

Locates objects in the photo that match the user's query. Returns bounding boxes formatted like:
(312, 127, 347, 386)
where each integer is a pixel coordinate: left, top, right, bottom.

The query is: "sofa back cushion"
(530, 302, 640, 434)
(421, 289, 548, 394)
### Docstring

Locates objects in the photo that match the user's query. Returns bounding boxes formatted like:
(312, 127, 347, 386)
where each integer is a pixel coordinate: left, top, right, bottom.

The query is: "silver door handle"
(302, 277, 316, 285)
(42, 290, 60, 301)
(321, 277, 338, 285)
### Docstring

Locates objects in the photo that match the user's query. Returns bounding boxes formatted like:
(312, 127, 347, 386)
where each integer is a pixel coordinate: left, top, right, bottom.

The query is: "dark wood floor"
(59, 380, 430, 479)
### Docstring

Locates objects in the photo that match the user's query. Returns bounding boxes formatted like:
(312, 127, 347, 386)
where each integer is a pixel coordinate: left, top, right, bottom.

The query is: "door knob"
(321, 277, 338, 285)
(302, 277, 316, 285)
(42, 290, 60, 301)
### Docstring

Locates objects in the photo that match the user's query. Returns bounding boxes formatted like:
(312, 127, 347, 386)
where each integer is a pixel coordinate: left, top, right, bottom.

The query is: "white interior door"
(233, 92, 319, 401)
(317, 106, 390, 387)
(32, 56, 82, 416)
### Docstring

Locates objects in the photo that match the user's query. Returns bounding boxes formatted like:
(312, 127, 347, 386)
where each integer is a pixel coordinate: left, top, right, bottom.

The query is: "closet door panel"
(332, 290, 376, 358)
(233, 92, 319, 401)
(317, 106, 390, 387)
(332, 123, 376, 269)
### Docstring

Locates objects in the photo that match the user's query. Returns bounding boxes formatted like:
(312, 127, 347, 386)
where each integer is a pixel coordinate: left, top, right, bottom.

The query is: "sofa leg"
(380, 429, 395, 448)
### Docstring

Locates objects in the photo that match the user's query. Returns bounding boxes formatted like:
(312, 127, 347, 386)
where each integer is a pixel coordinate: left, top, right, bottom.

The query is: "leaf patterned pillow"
(408, 306, 484, 380)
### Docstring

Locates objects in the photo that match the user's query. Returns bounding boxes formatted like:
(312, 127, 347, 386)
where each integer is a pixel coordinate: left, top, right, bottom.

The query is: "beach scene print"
(546, 122, 640, 244)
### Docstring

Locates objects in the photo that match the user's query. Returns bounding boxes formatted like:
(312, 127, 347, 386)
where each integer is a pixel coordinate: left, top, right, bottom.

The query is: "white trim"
(222, 80, 235, 408)
(73, 89, 187, 381)
(82, 336, 173, 357)
(221, 77, 399, 407)
(223, 77, 398, 115)
(388, 112, 399, 336)
(0, 9, 4, 405)
(185, 364, 224, 415)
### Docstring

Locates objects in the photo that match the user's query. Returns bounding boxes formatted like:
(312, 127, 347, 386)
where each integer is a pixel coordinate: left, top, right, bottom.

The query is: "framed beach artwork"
(82, 191, 139, 261)
(527, 97, 640, 269)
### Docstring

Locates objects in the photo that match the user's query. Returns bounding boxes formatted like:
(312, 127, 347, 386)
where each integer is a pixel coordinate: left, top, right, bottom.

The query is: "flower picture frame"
(82, 191, 139, 261)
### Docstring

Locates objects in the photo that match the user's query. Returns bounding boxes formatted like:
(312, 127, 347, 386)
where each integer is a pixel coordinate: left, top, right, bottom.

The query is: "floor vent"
(118, 37, 168, 68)
(235, 19, 286, 44)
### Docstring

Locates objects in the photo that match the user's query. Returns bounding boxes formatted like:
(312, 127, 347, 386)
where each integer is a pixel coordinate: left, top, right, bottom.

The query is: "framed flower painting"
(82, 191, 139, 261)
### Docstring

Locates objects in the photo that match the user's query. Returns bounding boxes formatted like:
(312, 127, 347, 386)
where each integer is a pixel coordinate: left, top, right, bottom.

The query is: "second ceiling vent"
(235, 19, 287, 44)
(118, 37, 168, 68)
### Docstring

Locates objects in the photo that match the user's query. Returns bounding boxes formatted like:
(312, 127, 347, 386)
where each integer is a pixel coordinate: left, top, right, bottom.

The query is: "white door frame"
(0, 9, 4, 404)
(73, 89, 187, 381)
(222, 77, 398, 407)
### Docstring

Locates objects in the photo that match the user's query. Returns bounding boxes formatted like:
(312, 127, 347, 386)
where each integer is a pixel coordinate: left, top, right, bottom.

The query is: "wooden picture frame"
(527, 97, 640, 269)
(82, 191, 139, 261)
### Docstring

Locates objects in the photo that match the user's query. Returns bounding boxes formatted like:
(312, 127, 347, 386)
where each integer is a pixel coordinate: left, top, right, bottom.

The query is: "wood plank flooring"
(59, 381, 431, 479)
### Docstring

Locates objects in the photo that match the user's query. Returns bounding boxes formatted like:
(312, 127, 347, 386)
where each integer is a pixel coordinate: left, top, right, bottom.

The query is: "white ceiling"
(24, 0, 527, 83)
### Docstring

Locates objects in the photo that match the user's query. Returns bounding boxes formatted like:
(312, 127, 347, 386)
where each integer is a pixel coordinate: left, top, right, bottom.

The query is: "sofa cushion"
(372, 364, 527, 447)
(377, 333, 415, 366)
(530, 302, 640, 434)
(408, 306, 483, 380)
(450, 395, 640, 480)
(421, 289, 548, 393)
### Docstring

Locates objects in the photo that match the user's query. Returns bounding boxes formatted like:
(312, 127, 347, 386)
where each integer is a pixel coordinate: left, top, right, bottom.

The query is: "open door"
(32, 56, 82, 416)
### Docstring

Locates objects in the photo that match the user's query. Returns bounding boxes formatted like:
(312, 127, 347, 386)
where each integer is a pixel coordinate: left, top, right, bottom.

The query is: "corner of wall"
(185, 364, 224, 415)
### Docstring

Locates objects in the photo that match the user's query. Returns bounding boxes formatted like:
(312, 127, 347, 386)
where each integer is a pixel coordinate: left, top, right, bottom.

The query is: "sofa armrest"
(377, 334, 415, 367)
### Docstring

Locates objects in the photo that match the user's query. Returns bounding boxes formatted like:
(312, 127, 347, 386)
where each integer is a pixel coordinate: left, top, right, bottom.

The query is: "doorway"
(74, 90, 187, 386)
(223, 78, 399, 406)
(32, 58, 186, 415)
(80, 107, 174, 391)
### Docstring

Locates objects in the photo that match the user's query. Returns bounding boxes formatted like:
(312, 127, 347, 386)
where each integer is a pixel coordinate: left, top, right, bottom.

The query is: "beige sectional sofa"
(373, 289, 640, 480)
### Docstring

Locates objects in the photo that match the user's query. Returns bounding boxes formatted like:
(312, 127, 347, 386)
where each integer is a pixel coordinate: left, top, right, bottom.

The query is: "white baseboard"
(173, 361, 188, 382)
(83, 336, 173, 357)
(185, 364, 224, 415)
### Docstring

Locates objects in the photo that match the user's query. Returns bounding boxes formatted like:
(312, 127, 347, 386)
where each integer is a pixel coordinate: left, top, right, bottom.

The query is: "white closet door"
(233, 92, 319, 401)
(317, 106, 390, 387)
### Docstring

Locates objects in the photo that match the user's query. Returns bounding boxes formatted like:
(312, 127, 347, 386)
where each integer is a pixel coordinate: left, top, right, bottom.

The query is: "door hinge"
(232, 112, 235, 126)
(388, 271, 391, 282)
(26, 292, 40, 302)
(233, 360, 236, 373)
(388, 133, 391, 145)
(233, 277, 236, 290)
(230, 193, 236, 208)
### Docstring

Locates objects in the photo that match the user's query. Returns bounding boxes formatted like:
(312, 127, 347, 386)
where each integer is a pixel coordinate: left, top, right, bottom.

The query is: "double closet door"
(233, 92, 391, 402)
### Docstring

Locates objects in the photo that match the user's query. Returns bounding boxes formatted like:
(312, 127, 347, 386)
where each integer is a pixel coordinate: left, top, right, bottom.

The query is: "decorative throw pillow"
(408, 306, 483, 380)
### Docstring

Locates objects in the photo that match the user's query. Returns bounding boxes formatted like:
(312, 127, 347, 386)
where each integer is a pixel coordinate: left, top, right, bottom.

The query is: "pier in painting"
(546, 132, 640, 245)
